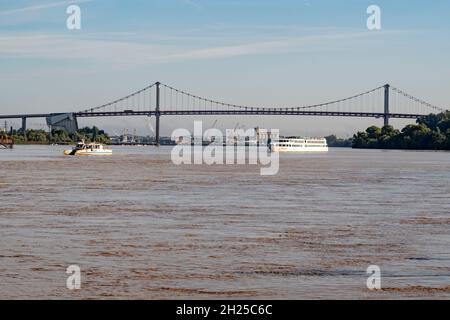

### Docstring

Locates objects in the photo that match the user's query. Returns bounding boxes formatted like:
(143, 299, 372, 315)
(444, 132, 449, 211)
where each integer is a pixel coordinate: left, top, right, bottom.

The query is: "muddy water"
(0, 145, 449, 299)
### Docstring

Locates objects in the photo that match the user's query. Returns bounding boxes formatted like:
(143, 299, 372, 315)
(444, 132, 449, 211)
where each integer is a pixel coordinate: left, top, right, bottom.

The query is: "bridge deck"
(77, 110, 423, 119)
(0, 110, 424, 120)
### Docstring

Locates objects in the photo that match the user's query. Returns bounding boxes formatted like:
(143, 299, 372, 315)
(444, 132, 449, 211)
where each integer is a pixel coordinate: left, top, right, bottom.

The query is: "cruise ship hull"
(271, 146, 329, 153)
(270, 137, 329, 153)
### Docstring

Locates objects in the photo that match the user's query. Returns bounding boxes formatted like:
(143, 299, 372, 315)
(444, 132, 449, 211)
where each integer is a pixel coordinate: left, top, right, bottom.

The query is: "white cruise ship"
(270, 137, 328, 153)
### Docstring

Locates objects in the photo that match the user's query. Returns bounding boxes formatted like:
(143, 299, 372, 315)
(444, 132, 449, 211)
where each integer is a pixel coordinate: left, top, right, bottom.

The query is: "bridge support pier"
(384, 84, 390, 126)
(21, 117, 27, 135)
(155, 82, 161, 146)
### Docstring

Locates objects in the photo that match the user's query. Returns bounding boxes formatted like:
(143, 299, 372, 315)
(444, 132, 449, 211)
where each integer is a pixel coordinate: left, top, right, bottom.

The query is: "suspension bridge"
(0, 82, 446, 145)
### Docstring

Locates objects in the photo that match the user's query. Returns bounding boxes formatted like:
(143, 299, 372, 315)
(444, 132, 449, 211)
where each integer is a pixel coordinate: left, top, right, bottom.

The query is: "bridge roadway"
(0, 110, 424, 120)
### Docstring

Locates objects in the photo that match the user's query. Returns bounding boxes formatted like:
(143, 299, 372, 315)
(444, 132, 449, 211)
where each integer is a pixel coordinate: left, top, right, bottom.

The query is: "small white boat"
(64, 140, 112, 156)
(270, 137, 328, 153)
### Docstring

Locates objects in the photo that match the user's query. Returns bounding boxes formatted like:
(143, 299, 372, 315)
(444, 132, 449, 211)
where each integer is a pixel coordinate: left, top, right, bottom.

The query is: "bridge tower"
(155, 81, 161, 146)
(21, 117, 27, 135)
(384, 84, 390, 126)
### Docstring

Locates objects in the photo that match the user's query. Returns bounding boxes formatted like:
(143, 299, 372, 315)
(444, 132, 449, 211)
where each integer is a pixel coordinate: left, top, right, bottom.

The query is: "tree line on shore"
(7, 112, 450, 150)
(324, 135, 353, 148)
(352, 111, 450, 150)
(11, 126, 110, 145)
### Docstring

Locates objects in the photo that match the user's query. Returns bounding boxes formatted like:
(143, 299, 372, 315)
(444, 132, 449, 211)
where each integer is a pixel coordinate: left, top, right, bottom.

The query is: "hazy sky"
(1, 0, 449, 136)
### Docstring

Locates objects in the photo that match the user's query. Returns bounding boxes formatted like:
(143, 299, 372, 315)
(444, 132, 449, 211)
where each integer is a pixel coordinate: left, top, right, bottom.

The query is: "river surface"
(0, 145, 449, 299)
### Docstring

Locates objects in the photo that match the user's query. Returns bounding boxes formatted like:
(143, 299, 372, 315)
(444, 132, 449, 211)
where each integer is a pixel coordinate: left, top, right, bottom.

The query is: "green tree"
(352, 111, 450, 150)
(366, 126, 381, 139)
(417, 113, 441, 130)
(352, 131, 369, 149)
(325, 135, 352, 147)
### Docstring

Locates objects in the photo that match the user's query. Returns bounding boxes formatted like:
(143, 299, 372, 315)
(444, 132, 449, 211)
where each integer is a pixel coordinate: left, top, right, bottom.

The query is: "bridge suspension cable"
(77, 81, 447, 117)
(80, 82, 157, 113)
(390, 86, 446, 113)
(159, 82, 387, 113)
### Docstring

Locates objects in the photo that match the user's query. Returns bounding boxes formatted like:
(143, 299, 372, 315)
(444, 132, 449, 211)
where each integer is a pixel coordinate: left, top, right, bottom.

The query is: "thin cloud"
(0, 31, 398, 67)
(0, 0, 94, 16)
(181, 0, 203, 10)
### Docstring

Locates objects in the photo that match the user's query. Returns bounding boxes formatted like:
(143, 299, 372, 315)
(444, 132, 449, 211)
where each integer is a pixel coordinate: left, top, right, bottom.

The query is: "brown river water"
(0, 145, 449, 299)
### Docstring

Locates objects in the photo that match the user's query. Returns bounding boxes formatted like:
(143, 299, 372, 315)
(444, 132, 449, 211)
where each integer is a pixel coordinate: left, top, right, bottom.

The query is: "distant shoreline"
(9, 143, 450, 152)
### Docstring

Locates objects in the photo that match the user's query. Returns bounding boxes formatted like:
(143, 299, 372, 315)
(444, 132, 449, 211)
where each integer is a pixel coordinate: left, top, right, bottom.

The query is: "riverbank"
(9, 126, 111, 145)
